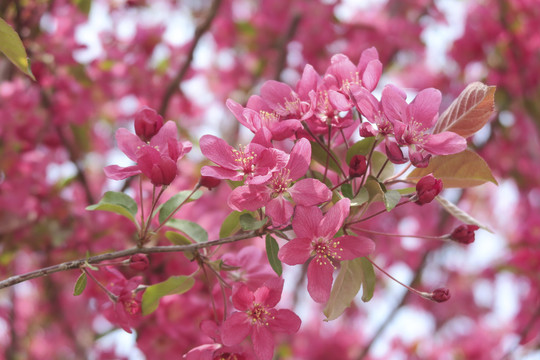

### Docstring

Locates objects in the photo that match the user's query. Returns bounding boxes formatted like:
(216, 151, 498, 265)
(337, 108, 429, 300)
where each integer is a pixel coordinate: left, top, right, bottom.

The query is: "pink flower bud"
(450, 225, 479, 244)
(199, 175, 221, 190)
(349, 155, 367, 178)
(415, 174, 443, 205)
(385, 139, 407, 164)
(134, 107, 164, 142)
(129, 254, 149, 271)
(149, 157, 177, 186)
(430, 288, 451, 303)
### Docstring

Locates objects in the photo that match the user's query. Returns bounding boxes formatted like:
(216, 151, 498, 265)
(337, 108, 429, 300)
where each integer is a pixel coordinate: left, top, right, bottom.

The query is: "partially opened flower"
(278, 199, 375, 303)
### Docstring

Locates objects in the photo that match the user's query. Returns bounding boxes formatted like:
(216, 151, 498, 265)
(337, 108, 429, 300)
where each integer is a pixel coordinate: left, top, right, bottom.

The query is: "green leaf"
(73, 0, 92, 14)
(350, 187, 369, 207)
(346, 137, 376, 164)
(265, 235, 282, 276)
(166, 219, 208, 243)
(86, 191, 138, 224)
(324, 258, 364, 321)
(158, 190, 203, 224)
(396, 187, 416, 195)
(364, 177, 384, 203)
(219, 210, 249, 238)
(0, 17, 35, 80)
(239, 213, 267, 231)
(165, 231, 192, 245)
(341, 184, 354, 199)
(359, 257, 375, 302)
(370, 151, 394, 181)
(310, 141, 342, 174)
(142, 276, 195, 315)
(407, 149, 498, 188)
(73, 272, 87, 296)
(383, 190, 401, 211)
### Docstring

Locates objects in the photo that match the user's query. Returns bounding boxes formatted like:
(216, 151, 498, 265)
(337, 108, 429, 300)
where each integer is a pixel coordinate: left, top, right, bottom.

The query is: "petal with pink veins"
(289, 179, 331, 206)
(221, 312, 251, 346)
(319, 198, 350, 239)
(307, 259, 334, 303)
(278, 237, 312, 265)
(292, 206, 323, 239)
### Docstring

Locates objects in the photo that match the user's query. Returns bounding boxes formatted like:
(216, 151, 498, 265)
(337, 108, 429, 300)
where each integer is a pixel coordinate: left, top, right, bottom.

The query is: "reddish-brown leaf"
(434, 82, 496, 138)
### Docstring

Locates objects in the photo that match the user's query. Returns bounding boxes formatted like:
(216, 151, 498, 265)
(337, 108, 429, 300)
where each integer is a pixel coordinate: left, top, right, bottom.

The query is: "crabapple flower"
(227, 138, 331, 226)
(220, 278, 301, 360)
(104, 119, 192, 185)
(415, 174, 443, 205)
(382, 85, 467, 167)
(278, 199, 375, 303)
(200, 133, 288, 185)
(134, 106, 164, 142)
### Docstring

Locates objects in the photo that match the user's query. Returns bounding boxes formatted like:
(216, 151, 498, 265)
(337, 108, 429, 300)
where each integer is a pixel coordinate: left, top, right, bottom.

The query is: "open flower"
(221, 278, 301, 360)
(278, 199, 375, 303)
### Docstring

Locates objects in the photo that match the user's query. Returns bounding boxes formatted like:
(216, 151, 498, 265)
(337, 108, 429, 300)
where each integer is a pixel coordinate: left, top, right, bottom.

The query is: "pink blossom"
(221, 278, 301, 360)
(278, 199, 375, 303)
(200, 133, 288, 185)
(227, 138, 331, 226)
(381, 85, 467, 167)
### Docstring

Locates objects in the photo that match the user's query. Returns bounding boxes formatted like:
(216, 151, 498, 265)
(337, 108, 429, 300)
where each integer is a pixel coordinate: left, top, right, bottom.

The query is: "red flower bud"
(415, 174, 443, 205)
(134, 107, 164, 142)
(430, 288, 451, 303)
(129, 254, 149, 271)
(450, 225, 479, 244)
(149, 157, 177, 186)
(200, 175, 221, 190)
(349, 155, 367, 178)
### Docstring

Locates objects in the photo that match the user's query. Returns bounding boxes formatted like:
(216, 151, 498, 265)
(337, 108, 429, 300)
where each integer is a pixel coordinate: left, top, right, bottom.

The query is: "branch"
(0, 230, 259, 290)
(158, 0, 223, 117)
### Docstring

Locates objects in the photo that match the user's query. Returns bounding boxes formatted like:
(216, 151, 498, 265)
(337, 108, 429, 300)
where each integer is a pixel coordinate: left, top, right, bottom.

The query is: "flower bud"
(385, 139, 407, 164)
(149, 157, 177, 186)
(415, 174, 443, 205)
(199, 175, 221, 190)
(349, 155, 367, 178)
(129, 254, 149, 271)
(450, 225, 479, 245)
(134, 107, 164, 142)
(430, 288, 451, 303)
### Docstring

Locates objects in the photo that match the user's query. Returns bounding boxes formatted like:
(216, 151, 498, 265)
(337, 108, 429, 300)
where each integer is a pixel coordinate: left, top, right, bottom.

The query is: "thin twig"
(0, 230, 260, 290)
(158, 0, 223, 116)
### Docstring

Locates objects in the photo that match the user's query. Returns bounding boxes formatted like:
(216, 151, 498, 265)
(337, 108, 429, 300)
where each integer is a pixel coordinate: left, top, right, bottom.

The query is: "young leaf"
(86, 191, 138, 224)
(310, 141, 342, 174)
(166, 219, 208, 243)
(350, 187, 369, 207)
(265, 234, 282, 276)
(383, 190, 401, 211)
(324, 258, 363, 321)
(219, 210, 248, 238)
(341, 183, 354, 199)
(436, 196, 493, 233)
(158, 190, 203, 224)
(0, 17, 35, 80)
(433, 82, 496, 138)
(73, 272, 87, 296)
(346, 137, 377, 164)
(142, 276, 195, 315)
(364, 177, 384, 203)
(407, 150, 498, 188)
(370, 151, 394, 181)
(165, 231, 192, 245)
(239, 213, 267, 231)
(359, 257, 375, 302)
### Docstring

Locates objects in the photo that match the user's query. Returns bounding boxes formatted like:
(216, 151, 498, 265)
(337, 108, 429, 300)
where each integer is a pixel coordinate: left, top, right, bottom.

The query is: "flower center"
(312, 238, 343, 267)
(403, 118, 427, 145)
(232, 145, 258, 174)
(247, 303, 273, 326)
(259, 111, 279, 127)
(270, 168, 292, 196)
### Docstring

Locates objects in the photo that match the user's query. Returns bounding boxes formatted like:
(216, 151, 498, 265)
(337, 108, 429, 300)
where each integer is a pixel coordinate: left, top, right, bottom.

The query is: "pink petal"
(261, 80, 295, 116)
(200, 165, 243, 182)
(319, 198, 350, 239)
(381, 84, 407, 123)
(104, 165, 141, 180)
(266, 197, 294, 227)
(289, 179, 331, 206)
(408, 88, 441, 129)
(328, 90, 353, 112)
(252, 326, 275, 360)
(297, 64, 320, 99)
(423, 132, 467, 155)
(278, 237, 312, 265)
(287, 138, 311, 180)
(333, 235, 375, 260)
(227, 185, 271, 212)
(256, 278, 283, 307)
(221, 312, 251, 346)
(226, 99, 255, 132)
(362, 59, 382, 92)
(199, 135, 238, 169)
(307, 259, 334, 303)
(358, 47, 379, 72)
(270, 309, 301, 334)
(232, 283, 255, 311)
(116, 128, 143, 162)
(350, 85, 379, 121)
(292, 205, 323, 239)
(269, 119, 303, 140)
